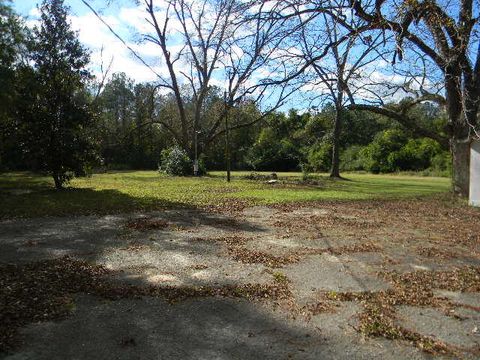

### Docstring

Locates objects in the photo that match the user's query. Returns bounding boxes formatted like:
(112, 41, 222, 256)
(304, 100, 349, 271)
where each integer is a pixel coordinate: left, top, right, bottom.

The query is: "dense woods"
(0, 0, 477, 193)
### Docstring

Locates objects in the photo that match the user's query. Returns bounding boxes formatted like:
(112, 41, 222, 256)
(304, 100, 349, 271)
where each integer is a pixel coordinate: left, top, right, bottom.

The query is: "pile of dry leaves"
(225, 240, 381, 268)
(125, 218, 169, 231)
(0, 257, 109, 352)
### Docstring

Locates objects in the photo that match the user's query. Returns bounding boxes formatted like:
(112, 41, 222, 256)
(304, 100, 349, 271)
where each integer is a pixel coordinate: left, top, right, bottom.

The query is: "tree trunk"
(451, 137, 470, 197)
(52, 173, 63, 190)
(444, 67, 477, 198)
(330, 105, 342, 178)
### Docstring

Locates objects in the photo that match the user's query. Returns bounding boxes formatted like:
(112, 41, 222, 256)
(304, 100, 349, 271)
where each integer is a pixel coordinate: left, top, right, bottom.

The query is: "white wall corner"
(470, 139, 480, 207)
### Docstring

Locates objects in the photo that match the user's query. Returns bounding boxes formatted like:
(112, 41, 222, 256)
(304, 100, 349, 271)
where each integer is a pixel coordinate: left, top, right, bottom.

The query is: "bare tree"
(82, 0, 299, 171)
(349, 54, 451, 149)
(141, 0, 298, 167)
(92, 46, 114, 101)
(296, 4, 389, 177)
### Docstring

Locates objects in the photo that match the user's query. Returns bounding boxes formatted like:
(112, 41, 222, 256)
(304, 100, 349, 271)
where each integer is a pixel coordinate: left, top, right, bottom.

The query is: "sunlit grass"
(0, 171, 451, 218)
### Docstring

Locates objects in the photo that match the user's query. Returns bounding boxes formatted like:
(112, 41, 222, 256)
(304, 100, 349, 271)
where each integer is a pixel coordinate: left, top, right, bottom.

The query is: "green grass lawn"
(0, 171, 451, 218)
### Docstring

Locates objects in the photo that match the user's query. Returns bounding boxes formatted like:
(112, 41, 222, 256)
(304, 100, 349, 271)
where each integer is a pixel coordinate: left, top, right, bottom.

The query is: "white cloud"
(69, 13, 120, 47)
(118, 6, 153, 34)
(28, 7, 41, 17)
(66, 11, 163, 83)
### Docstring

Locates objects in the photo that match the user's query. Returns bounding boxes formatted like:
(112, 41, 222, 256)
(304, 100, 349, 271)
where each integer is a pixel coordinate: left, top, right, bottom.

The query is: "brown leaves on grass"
(357, 298, 451, 355)
(193, 235, 303, 268)
(199, 216, 246, 229)
(126, 213, 251, 234)
(24, 240, 41, 247)
(120, 241, 150, 251)
(272, 212, 384, 243)
(301, 301, 338, 316)
(228, 247, 302, 268)
(327, 295, 454, 355)
(202, 199, 252, 214)
(273, 198, 480, 251)
(193, 234, 250, 246)
(188, 264, 209, 270)
(149, 281, 292, 305)
(381, 266, 480, 296)
(324, 242, 381, 255)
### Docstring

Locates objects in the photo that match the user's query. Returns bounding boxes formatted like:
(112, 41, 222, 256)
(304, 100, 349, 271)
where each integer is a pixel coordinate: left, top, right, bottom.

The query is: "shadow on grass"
(0, 172, 54, 190)
(0, 187, 193, 219)
(0, 171, 451, 219)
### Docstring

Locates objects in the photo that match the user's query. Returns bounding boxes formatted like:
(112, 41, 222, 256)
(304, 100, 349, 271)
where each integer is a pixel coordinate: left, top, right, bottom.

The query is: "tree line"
(0, 0, 477, 195)
(95, 72, 451, 175)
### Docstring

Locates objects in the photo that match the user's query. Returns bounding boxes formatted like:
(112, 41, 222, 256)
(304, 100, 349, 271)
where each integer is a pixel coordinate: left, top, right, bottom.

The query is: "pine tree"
(26, 0, 96, 189)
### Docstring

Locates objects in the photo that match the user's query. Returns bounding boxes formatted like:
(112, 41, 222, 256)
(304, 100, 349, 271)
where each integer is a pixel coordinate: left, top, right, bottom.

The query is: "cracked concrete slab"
(396, 306, 480, 350)
(283, 254, 391, 305)
(4, 295, 432, 360)
(2, 201, 480, 359)
(433, 290, 480, 309)
(102, 238, 271, 287)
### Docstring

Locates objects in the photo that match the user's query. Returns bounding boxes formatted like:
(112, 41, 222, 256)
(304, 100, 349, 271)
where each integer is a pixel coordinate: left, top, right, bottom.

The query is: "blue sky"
(15, 0, 132, 19)
(13, 0, 315, 111)
(15, 0, 170, 83)
(12, 0, 415, 111)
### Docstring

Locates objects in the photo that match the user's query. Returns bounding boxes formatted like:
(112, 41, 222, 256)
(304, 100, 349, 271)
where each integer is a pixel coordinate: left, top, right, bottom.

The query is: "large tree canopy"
(281, 0, 479, 196)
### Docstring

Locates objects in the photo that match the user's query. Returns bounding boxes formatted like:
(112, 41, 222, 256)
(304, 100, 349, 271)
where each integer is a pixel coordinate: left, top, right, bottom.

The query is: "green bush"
(305, 141, 332, 172)
(159, 146, 192, 176)
(429, 151, 451, 176)
(246, 128, 301, 171)
(360, 129, 408, 173)
(358, 129, 448, 174)
(395, 138, 442, 170)
(340, 145, 365, 171)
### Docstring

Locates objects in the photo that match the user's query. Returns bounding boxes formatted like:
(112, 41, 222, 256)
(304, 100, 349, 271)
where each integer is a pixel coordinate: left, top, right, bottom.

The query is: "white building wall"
(470, 140, 480, 207)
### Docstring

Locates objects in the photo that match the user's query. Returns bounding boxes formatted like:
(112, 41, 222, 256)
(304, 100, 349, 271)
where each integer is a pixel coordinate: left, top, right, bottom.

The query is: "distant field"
(0, 171, 451, 218)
